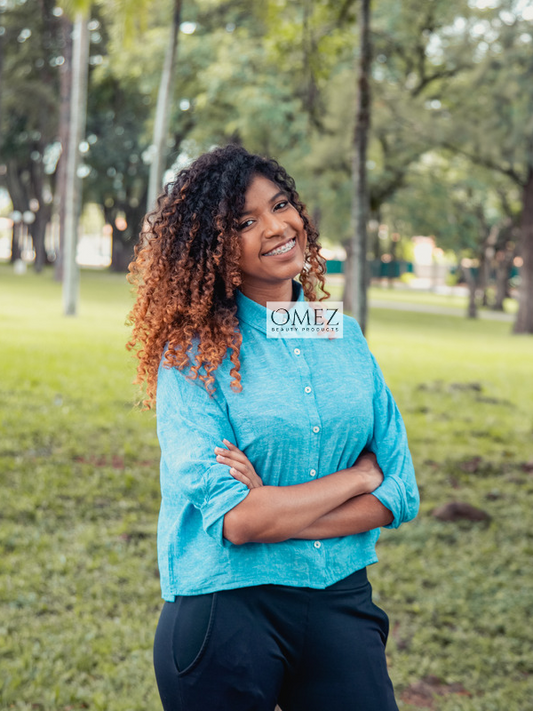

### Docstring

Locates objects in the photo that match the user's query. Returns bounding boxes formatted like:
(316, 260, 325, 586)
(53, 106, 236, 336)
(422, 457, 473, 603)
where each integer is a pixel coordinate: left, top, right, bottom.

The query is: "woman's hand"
(215, 439, 264, 489)
(351, 450, 384, 493)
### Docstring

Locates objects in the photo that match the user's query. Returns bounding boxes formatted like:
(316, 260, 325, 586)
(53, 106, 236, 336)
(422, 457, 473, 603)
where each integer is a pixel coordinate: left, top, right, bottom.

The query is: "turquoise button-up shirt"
(156, 279, 419, 599)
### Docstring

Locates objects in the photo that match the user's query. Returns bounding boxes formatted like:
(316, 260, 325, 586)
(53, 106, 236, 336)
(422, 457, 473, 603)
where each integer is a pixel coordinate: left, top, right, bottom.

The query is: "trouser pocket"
(171, 592, 216, 675)
(370, 597, 390, 645)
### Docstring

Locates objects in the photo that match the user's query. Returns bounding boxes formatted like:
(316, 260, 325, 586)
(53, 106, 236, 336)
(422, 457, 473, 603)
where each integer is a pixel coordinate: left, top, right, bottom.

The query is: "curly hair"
(127, 143, 330, 408)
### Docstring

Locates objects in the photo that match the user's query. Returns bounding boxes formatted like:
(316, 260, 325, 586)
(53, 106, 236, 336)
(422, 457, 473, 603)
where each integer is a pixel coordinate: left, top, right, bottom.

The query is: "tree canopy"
(1, 0, 532, 329)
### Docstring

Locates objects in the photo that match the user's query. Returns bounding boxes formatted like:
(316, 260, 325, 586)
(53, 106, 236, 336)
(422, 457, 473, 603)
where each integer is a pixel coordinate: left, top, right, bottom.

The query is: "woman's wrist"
(348, 451, 384, 495)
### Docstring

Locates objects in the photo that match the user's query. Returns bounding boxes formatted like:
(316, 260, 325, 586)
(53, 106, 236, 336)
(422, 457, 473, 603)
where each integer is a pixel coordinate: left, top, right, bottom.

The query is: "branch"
(440, 141, 525, 187)
(336, 0, 357, 26)
(411, 65, 471, 97)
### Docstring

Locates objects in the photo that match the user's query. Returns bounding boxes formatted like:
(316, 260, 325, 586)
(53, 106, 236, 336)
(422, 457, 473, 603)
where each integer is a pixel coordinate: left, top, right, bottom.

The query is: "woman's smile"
(262, 237, 297, 257)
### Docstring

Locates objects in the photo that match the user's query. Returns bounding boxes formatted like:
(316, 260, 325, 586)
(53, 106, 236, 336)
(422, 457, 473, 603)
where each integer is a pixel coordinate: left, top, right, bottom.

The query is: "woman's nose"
(263, 212, 285, 237)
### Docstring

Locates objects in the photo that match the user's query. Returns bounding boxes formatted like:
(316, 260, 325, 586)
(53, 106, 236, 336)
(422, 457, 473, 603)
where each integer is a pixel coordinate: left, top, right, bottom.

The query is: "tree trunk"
(349, 0, 372, 333)
(0, 21, 3, 148)
(54, 14, 74, 281)
(147, 0, 183, 211)
(342, 239, 353, 313)
(62, 13, 89, 316)
(104, 195, 146, 272)
(110, 226, 134, 272)
(494, 249, 513, 311)
(514, 166, 533, 334)
(478, 248, 489, 306)
(29, 154, 52, 272)
(10, 222, 22, 262)
(31, 210, 48, 272)
(6, 160, 29, 262)
(464, 267, 478, 319)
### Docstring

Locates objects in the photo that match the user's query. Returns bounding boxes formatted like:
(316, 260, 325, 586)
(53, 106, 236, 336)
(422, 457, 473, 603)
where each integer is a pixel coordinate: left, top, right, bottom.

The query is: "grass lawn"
(1, 265, 532, 710)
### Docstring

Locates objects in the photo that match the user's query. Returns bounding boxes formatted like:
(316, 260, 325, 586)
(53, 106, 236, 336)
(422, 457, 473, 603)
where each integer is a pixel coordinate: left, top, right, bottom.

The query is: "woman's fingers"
(228, 467, 253, 489)
(214, 441, 264, 488)
(215, 452, 243, 469)
(215, 443, 249, 466)
(215, 444, 257, 473)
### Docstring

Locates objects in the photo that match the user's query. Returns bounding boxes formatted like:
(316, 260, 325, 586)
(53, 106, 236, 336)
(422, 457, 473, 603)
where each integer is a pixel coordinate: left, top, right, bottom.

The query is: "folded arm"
(292, 493, 393, 539)
(222, 451, 387, 545)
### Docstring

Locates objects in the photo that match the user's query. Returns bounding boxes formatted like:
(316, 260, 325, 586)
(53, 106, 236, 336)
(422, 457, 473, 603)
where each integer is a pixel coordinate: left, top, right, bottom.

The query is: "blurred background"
(1, 1, 533, 709)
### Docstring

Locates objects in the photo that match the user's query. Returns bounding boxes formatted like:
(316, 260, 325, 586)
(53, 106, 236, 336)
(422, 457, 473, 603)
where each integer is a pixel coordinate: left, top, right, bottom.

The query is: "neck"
(239, 279, 296, 308)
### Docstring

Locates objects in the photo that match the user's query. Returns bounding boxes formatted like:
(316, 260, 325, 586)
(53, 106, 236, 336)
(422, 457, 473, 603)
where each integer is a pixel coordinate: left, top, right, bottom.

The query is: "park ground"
(1, 265, 533, 710)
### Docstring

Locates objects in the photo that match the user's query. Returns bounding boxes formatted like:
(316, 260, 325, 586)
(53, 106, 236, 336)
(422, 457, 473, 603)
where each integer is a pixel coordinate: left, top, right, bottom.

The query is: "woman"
(127, 144, 419, 711)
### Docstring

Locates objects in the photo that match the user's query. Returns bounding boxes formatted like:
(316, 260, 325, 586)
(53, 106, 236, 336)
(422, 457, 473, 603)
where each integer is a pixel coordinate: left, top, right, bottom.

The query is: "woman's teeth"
(264, 238, 296, 256)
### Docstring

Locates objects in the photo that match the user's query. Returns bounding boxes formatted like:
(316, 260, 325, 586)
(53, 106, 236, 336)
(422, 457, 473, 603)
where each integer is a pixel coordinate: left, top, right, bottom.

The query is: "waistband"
(324, 566, 368, 591)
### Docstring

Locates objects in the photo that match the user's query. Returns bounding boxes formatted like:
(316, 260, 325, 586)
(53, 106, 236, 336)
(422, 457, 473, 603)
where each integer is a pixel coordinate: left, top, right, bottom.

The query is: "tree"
(386, 152, 520, 318)
(62, 9, 89, 315)
(84, 71, 151, 271)
(54, 12, 73, 281)
(386, 1, 533, 332)
(58, 0, 152, 299)
(146, 0, 183, 210)
(349, 0, 371, 332)
(0, 0, 62, 271)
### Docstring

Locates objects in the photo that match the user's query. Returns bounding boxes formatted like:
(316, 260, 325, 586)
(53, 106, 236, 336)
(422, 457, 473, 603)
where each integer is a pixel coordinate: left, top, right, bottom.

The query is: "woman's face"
(237, 175, 307, 298)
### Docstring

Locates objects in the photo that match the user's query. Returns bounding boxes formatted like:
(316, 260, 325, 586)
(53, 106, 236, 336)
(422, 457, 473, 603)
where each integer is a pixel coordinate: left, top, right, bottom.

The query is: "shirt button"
(305, 386, 312, 394)
(294, 348, 301, 355)
(312, 426, 320, 433)
(309, 469, 316, 477)
(314, 541, 322, 549)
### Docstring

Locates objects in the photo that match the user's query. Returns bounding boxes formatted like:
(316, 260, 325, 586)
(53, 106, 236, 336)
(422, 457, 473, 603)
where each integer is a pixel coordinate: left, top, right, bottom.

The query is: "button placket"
(293, 343, 321, 490)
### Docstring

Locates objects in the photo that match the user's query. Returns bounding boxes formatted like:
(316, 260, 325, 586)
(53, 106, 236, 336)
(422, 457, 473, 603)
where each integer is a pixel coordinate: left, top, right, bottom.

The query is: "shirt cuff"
(370, 474, 407, 529)
(202, 482, 250, 548)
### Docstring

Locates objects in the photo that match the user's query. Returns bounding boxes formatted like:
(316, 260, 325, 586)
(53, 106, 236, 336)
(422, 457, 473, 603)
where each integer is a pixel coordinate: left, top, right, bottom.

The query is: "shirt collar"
(235, 280, 305, 334)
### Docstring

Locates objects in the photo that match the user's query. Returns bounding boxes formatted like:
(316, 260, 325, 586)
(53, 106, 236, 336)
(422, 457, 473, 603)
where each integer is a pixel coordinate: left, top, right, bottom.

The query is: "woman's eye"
(274, 200, 289, 211)
(238, 219, 254, 231)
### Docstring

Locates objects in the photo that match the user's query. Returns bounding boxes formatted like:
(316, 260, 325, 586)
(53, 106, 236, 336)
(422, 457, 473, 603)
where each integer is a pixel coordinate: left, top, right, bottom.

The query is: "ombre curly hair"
(127, 144, 330, 408)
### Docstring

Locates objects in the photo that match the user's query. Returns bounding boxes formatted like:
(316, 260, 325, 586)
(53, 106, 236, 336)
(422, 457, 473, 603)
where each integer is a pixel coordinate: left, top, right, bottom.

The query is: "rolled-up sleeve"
(156, 360, 250, 547)
(367, 353, 420, 529)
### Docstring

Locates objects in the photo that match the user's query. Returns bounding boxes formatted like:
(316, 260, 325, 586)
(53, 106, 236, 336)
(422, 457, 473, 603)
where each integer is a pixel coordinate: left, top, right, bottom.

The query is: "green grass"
(1, 265, 532, 710)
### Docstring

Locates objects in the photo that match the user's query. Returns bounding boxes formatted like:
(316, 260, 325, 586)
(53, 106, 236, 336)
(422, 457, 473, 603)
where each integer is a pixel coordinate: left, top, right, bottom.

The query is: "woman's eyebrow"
(241, 191, 288, 216)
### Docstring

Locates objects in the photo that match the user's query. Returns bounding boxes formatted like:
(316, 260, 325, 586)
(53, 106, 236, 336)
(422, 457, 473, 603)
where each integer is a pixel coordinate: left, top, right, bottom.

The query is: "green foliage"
(1, 266, 532, 709)
(0, 0, 60, 154)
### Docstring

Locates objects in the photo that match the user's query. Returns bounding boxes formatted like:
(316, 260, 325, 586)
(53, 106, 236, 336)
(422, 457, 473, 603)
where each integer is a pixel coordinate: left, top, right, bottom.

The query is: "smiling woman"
(126, 144, 327, 406)
(237, 175, 308, 306)
(126, 144, 419, 711)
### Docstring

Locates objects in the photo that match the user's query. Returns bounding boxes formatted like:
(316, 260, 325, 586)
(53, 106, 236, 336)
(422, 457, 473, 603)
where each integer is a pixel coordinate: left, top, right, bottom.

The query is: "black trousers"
(153, 567, 399, 711)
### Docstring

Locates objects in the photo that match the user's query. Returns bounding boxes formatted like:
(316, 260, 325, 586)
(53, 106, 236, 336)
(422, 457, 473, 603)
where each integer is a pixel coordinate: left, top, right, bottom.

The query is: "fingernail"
(223, 439, 231, 445)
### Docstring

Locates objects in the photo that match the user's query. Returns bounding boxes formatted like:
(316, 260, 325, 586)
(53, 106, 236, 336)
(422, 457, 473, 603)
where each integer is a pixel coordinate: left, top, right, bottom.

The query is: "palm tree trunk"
(54, 14, 74, 281)
(62, 12, 89, 316)
(349, 0, 372, 333)
(147, 0, 183, 210)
